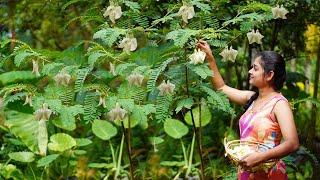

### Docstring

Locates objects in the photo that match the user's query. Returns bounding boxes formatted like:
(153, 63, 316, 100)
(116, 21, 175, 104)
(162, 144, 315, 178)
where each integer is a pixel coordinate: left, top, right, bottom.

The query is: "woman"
(197, 40, 299, 179)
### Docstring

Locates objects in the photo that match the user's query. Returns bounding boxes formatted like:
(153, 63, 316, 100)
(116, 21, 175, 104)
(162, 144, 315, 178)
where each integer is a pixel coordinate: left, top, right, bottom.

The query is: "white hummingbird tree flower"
(103, 2, 122, 24)
(54, 70, 71, 86)
(107, 103, 127, 121)
(219, 46, 238, 62)
(32, 60, 40, 77)
(178, 2, 195, 23)
(35, 103, 52, 121)
(189, 49, 206, 65)
(23, 94, 33, 106)
(272, 5, 289, 19)
(127, 72, 144, 86)
(97, 90, 107, 108)
(0, 97, 3, 110)
(158, 80, 175, 96)
(35, 103, 52, 156)
(119, 36, 138, 53)
(109, 62, 116, 76)
(247, 29, 264, 44)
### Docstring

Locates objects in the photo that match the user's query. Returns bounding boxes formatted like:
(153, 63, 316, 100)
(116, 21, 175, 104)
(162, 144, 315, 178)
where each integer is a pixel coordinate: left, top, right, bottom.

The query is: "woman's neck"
(258, 86, 278, 100)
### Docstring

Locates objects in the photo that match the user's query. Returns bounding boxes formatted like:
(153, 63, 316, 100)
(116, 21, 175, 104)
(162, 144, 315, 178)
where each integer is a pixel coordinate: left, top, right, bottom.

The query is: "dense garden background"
(0, 0, 320, 179)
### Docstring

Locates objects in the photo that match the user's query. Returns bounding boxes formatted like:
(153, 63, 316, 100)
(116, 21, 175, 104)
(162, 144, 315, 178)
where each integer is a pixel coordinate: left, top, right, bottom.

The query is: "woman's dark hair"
(243, 51, 286, 111)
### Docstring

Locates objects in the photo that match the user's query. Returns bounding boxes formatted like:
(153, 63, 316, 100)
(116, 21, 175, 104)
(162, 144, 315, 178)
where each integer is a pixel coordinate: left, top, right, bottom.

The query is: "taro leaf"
(8, 152, 35, 163)
(48, 133, 76, 152)
(37, 154, 59, 167)
(164, 118, 188, 139)
(92, 120, 117, 140)
(75, 138, 92, 147)
(184, 105, 211, 127)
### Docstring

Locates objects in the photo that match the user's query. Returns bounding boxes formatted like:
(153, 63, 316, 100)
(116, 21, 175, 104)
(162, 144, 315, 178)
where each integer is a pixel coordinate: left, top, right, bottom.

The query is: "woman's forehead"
(252, 57, 262, 67)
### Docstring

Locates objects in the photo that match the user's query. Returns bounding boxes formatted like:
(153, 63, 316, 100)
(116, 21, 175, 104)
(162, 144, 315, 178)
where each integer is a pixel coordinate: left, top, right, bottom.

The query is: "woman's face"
(248, 57, 269, 88)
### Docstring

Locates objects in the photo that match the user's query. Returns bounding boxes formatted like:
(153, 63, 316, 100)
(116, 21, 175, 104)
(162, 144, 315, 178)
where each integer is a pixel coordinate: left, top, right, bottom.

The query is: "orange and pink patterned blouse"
(238, 93, 288, 180)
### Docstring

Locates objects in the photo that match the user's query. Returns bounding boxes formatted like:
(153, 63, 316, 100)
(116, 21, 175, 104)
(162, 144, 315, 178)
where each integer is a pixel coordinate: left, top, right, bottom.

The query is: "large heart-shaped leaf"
(8, 152, 35, 163)
(164, 118, 188, 139)
(184, 105, 211, 127)
(92, 120, 117, 140)
(48, 133, 76, 152)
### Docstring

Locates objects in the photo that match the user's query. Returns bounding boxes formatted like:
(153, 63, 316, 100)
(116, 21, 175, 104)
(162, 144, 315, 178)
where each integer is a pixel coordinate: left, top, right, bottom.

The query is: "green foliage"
(147, 57, 177, 92)
(93, 28, 126, 47)
(164, 118, 189, 139)
(47, 133, 77, 152)
(155, 94, 173, 122)
(37, 154, 59, 167)
(0, 71, 36, 85)
(92, 120, 118, 140)
(8, 152, 35, 163)
(184, 105, 212, 127)
(5, 111, 39, 152)
(166, 29, 200, 47)
(200, 85, 235, 117)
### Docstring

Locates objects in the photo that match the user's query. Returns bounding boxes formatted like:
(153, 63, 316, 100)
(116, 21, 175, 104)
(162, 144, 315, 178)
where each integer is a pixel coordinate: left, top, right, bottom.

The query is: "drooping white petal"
(127, 73, 144, 86)
(54, 70, 71, 86)
(97, 96, 106, 108)
(219, 46, 238, 62)
(119, 37, 138, 52)
(23, 94, 33, 107)
(158, 80, 175, 96)
(35, 104, 52, 121)
(107, 103, 127, 121)
(189, 49, 206, 65)
(272, 5, 289, 19)
(32, 60, 40, 77)
(109, 62, 116, 76)
(103, 5, 122, 23)
(0, 97, 3, 110)
(178, 4, 195, 23)
(247, 29, 264, 44)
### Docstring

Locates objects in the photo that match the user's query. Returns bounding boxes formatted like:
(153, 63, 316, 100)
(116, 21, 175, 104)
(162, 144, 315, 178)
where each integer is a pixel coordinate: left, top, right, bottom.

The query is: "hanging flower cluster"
(103, 4, 122, 24)
(178, 3, 195, 23)
(271, 5, 289, 19)
(247, 29, 264, 44)
(97, 91, 107, 108)
(54, 70, 71, 86)
(158, 80, 175, 96)
(189, 49, 206, 65)
(127, 72, 144, 86)
(119, 37, 138, 53)
(219, 47, 238, 62)
(23, 94, 33, 106)
(32, 60, 40, 77)
(107, 103, 127, 121)
(35, 103, 52, 121)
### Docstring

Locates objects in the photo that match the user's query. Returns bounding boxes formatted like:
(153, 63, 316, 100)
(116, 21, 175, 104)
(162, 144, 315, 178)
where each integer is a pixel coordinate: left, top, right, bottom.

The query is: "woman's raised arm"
(197, 40, 255, 105)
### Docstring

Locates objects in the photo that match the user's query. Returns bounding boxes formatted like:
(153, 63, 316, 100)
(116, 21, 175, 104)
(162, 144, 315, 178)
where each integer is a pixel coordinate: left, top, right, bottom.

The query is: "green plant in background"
(0, 0, 320, 179)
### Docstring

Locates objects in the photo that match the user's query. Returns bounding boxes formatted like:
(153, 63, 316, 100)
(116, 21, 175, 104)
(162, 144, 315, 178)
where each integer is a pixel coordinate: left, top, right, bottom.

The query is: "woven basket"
(224, 138, 278, 172)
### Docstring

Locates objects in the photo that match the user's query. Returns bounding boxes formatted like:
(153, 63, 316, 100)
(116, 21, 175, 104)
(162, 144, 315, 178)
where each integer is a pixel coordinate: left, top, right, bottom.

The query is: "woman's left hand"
(239, 152, 265, 168)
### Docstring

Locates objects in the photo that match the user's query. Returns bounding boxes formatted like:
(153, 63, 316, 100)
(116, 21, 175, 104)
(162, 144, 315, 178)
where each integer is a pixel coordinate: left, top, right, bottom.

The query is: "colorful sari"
(238, 93, 288, 180)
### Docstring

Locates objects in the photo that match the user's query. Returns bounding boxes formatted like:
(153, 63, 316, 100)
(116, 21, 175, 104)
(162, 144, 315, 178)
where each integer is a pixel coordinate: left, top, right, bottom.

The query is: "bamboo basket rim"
(224, 138, 278, 172)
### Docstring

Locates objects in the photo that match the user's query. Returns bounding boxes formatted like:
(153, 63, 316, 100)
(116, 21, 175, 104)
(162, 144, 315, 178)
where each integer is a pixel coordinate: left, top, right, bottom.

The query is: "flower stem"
(121, 120, 134, 180)
(185, 65, 204, 180)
